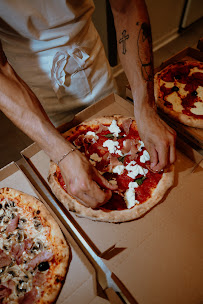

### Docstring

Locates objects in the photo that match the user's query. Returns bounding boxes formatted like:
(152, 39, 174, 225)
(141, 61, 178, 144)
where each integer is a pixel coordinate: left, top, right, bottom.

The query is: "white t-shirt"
(0, 0, 116, 126)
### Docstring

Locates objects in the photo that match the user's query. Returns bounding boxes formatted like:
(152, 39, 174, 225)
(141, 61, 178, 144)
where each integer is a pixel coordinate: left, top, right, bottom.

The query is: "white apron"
(0, 0, 116, 126)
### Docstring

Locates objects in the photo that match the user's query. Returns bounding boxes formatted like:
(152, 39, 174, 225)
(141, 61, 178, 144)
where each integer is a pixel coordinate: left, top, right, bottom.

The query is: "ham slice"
(24, 238, 33, 252)
(0, 249, 12, 267)
(0, 285, 12, 300)
(26, 251, 53, 270)
(18, 287, 38, 304)
(95, 124, 108, 134)
(33, 271, 46, 287)
(121, 118, 132, 135)
(108, 155, 123, 171)
(11, 243, 24, 265)
(6, 214, 20, 234)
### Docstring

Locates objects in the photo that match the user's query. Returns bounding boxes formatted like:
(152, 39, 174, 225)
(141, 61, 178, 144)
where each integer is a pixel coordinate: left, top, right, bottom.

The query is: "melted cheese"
(165, 92, 184, 112)
(108, 119, 121, 137)
(124, 182, 140, 209)
(190, 102, 203, 115)
(188, 67, 203, 76)
(197, 86, 203, 100)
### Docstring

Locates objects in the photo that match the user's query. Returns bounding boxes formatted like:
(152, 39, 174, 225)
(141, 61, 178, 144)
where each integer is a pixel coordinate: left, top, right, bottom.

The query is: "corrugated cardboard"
(0, 162, 109, 304)
(126, 47, 203, 152)
(21, 93, 203, 304)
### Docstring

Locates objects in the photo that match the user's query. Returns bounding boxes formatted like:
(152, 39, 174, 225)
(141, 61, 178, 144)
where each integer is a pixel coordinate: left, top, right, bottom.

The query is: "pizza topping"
(85, 131, 99, 143)
(112, 165, 125, 175)
(124, 182, 140, 209)
(140, 150, 150, 163)
(90, 153, 102, 163)
(11, 242, 24, 265)
(190, 102, 203, 115)
(0, 249, 12, 267)
(126, 161, 148, 179)
(108, 119, 121, 137)
(6, 214, 20, 235)
(18, 287, 38, 304)
(0, 285, 12, 299)
(171, 86, 179, 92)
(26, 250, 53, 270)
(191, 90, 197, 96)
(38, 261, 50, 272)
(103, 140, 121, 154)
(33, 271, 46, 286)
(121, 118, 132, 135)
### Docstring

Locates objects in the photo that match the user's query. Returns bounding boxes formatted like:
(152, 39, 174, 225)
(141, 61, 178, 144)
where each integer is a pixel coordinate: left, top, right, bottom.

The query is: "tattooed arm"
(110, 0, 176, 171)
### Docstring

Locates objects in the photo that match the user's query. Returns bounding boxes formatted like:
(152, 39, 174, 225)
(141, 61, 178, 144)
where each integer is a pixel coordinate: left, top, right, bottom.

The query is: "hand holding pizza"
(59, 150, 118, 208)
(135, 105, 176, 172)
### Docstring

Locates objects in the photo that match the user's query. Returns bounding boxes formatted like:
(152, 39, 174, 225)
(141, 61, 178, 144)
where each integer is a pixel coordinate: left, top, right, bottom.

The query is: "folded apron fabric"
(0, 0, 117, 126)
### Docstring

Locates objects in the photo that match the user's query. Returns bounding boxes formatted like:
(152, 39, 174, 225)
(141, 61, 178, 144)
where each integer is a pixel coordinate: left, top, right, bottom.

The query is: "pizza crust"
(154, 61, 203, 129)
(48, 115, 175, 223)
(48, 162, 174, 223)
(0, 187, 70, 304)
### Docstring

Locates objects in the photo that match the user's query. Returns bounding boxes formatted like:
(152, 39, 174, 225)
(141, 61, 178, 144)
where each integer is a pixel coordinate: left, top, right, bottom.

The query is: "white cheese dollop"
(103, 139, 120, 154)
(138, 140, 145, 151)
(140, 150, 150, 163)
(108, 119, 121, 137)
(124, 181, 140, 209)
(86, 131, 99, 143)
(113, 165, 125, 175)
(126, 161, 148, 179)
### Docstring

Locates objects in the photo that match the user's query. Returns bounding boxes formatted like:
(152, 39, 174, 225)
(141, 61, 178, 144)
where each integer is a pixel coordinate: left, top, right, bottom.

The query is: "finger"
(148, 146, 158, 169)
(152, 143, 169, 172)
(75, 186, 112, 209)
(169, 137, 176, 164)
(92, 168, 118, 190)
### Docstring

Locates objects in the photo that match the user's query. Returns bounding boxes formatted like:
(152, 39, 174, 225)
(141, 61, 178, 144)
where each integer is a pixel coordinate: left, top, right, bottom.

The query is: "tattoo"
(119, 30, 129, 55)
(137, 22, 154, 82)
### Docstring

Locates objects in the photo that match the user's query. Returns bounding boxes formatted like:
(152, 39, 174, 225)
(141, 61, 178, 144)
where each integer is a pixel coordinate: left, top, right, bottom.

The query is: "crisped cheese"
(108, 119, 121, 137)
(190, 102, 203, 115)
(165, 92, 184, 112)
(124, 182, 140, 209)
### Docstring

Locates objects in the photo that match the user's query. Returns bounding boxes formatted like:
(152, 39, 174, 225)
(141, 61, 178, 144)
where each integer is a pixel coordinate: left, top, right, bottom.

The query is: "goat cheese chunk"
(126, 161, 148, 179)
(124, 182, 140, 209)
(103, 140, 120, 154)
(108, 120, 121, 137)
(140, 150, 150, 163)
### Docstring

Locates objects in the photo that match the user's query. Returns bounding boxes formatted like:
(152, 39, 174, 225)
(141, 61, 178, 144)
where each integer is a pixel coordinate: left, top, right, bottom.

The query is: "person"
(0, 0, 176, 208)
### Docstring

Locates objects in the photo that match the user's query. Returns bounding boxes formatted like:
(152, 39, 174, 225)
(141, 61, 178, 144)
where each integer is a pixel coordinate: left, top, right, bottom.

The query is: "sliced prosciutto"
(33, 271, 46, 287)
(0, 285, 12, 300)
(26, 250, 53, 270)
(121, 118, 132, 135)
(24, 238, 33, 252)
(6, 213, 20, 234)
(0, 249, 12, 268)
(11, 243, 24, 265)
(18, 287, 38, 304)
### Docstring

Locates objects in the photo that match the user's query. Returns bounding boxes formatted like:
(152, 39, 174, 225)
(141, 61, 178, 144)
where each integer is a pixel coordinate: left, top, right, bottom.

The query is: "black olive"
(0, 204, 2, 209)
(174, 74, 181, 80)
(38, 261, 50, 272)
(36, 210, 40, 215)
(171, 86, 179, 92)
(191, 91, 197, 96)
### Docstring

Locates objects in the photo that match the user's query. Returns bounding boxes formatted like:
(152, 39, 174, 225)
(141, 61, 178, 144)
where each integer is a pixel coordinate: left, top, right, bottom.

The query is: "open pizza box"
(0, 162, 110, 304)
(20, 93, 202, 304)
(126, 47, 203, 155)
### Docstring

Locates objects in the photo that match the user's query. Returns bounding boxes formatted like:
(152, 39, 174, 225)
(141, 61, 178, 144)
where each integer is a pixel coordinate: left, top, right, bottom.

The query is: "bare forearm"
(110, 0, 155, 114)
(0, 53, 73, 163)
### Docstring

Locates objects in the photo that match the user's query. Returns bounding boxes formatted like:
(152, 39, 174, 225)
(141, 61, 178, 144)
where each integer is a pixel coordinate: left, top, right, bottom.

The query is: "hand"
(135, 106, 176, 171)
(59, 150, 118, 208)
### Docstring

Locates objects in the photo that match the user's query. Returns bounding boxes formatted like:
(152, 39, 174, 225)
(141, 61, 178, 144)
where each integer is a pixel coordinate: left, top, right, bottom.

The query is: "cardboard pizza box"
(20, 93, 203, 304)
(0, 162, 110, 304)
(125, 47, 203, 152)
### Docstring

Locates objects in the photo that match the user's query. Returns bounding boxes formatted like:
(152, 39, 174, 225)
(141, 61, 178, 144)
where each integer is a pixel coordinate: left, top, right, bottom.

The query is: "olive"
(191, 91, 197, 96)
(38, 261, 50, 272)
(174, 74, 181, 80)
(171, 86, 179, 92)
(0, 204, 2, 209)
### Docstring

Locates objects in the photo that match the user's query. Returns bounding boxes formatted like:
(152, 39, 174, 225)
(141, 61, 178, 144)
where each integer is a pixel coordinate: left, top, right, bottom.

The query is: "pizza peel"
(18, 156, 138, 304)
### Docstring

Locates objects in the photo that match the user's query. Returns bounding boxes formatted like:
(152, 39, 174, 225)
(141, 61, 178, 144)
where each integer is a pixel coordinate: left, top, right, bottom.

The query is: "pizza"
(48, 115, 174, 223)
(154, 60, 203, 128)
(0, 187, 69, 304)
